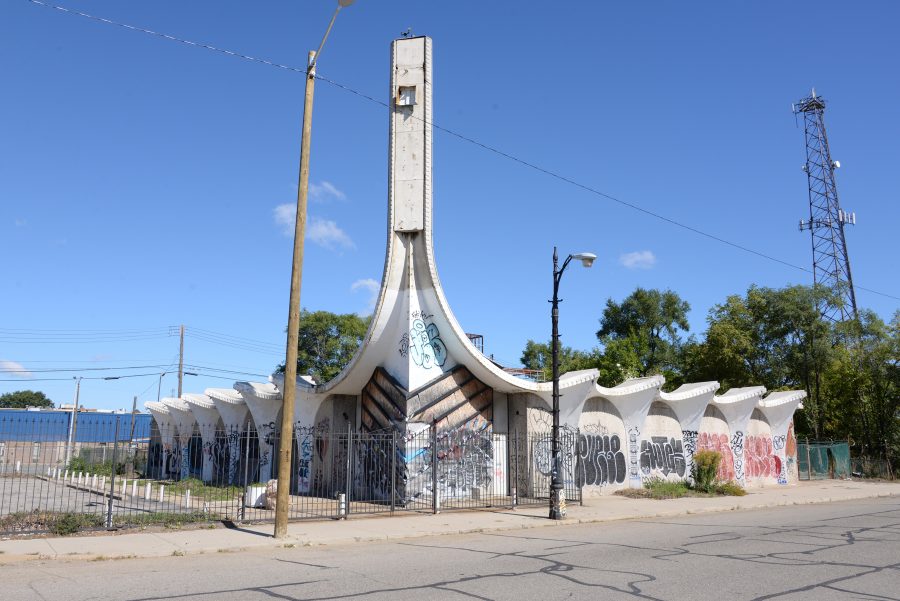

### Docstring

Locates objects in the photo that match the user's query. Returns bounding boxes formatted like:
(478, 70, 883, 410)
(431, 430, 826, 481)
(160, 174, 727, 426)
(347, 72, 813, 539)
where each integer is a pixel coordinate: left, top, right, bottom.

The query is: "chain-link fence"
(797, 440, 851, 480)
(1, 414, 582, 534)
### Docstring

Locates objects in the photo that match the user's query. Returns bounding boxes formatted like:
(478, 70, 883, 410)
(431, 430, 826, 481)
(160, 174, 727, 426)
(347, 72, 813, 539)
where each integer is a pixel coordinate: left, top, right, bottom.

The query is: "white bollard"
(132, 480, 138, 498)
(78, 472, 83, 485)
(185, 490, 191, 508)
(144, 483, 152, 500)
(15, 461, 21, 474)
(100, 476, 106, 491)
(159, 485, 165, 503)
(64, 469, 69, 481)
(122, 478, 128, 495)
(92, 474, 98, 488)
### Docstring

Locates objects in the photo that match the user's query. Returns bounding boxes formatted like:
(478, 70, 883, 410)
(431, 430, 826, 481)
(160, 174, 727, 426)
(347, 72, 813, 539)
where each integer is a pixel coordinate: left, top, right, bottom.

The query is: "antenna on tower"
(794, 90, 859, 322)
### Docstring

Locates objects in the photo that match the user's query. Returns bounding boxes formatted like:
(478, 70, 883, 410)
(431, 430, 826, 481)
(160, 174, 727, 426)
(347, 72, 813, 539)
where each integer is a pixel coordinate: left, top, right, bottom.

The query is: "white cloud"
(351, 278, 380, 315)
(273, 203, 295, 236)
(0, 360, 32, 378)
(14, 219, 26, 227)
(619, 250, 656, 270)
(310, 181, 347, 203)
(273, 205, 355, 250)
(308, 217, 355, 250)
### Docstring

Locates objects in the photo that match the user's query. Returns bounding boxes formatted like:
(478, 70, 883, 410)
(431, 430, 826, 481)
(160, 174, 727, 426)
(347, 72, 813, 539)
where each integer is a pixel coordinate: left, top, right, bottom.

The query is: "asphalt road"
(3, 496, 899, 601)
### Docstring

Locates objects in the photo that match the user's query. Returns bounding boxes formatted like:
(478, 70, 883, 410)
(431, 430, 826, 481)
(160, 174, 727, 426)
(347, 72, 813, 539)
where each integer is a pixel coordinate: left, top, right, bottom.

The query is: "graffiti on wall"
(682, 430, 698, 480)
(639, 436, 686, 478)
(225, 428, 241, 485)
(627, 426, 641, 484)
(745, 435, 782, 480)
(731, 431, 745, 482)
(576, 434, 626, 486)
(398, 312, 447, 370)
(697, 432, 735, 481)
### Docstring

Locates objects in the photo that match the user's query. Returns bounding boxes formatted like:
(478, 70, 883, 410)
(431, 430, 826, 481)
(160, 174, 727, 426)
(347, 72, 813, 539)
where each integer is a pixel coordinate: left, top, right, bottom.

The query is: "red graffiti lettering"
(697, 432, 735, 481)
(745, 435, 780, 479)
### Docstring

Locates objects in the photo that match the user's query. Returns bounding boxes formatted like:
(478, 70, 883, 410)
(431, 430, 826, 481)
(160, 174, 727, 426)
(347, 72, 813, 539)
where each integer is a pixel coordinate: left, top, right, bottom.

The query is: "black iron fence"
(1, 415, 582, 534)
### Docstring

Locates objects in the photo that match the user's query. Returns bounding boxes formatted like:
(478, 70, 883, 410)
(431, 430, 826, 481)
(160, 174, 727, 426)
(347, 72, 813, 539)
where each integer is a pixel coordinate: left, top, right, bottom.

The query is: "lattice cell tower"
(794, 89, 859, 322)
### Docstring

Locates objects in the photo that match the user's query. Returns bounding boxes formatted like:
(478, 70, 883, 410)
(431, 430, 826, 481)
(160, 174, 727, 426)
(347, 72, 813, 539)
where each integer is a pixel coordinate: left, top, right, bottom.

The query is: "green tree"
(519, 339, 598, 382)
(276, 310, 371, 384)
(0, 390, 54, 409)
(596, 288, 690, 378)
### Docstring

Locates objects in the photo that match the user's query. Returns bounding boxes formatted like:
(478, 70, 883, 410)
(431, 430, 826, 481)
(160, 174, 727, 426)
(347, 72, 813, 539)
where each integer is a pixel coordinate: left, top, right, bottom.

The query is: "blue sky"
(2, 1, 898, 410)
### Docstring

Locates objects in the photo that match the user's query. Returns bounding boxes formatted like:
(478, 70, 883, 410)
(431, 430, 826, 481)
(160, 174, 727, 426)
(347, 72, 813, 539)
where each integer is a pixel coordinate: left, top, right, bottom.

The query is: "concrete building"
(143, 36, 804, 499)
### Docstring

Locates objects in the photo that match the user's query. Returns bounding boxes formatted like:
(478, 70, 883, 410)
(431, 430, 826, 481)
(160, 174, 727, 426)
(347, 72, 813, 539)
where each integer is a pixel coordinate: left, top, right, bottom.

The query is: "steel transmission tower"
(795, 89, 859, 322)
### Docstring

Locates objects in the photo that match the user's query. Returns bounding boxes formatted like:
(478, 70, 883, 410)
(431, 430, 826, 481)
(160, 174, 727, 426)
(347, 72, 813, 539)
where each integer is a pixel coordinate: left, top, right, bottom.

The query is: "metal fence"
(797, 440, 851, 480)
(1, 415, 582, 534)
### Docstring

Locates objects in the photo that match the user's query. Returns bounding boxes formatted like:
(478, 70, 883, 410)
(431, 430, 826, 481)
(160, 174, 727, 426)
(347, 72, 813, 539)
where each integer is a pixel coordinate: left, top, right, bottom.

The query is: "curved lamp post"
(549, 247, 596, 520)
(277, 0, 356, 539)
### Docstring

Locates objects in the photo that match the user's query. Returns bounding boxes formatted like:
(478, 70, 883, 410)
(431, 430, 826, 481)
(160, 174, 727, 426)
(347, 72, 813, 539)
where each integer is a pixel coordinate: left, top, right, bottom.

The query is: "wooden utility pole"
(275, 49, 316, 539)
(177, 324, 184, 398)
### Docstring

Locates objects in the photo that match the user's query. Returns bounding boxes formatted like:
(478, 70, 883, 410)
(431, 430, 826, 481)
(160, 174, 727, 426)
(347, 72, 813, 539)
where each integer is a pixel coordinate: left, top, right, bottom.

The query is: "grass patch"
(614, 477, 748, 500)
(1, 509, 218, 536)
(164, 478, 242, 501)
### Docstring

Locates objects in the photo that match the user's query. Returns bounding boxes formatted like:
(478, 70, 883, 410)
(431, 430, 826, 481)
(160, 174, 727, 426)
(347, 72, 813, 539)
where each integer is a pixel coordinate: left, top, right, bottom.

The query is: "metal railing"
(1, 414, 582, 534)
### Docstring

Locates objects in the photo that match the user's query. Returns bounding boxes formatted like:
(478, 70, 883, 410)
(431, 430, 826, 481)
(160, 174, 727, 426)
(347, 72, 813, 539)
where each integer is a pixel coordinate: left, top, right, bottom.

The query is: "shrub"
(691, 450, 721, 493)
(714, 481, 747, 496)
(50, 513, 103, 536)
(643, 477, 691, 499)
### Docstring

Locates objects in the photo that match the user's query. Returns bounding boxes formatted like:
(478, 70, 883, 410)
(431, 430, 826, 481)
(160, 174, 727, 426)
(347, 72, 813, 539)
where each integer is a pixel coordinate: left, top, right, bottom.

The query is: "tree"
(0, 390, 53, 409)
(276, 310, 371, 384)
(520, 340, 598, 382)
(597, 288, 690, 378)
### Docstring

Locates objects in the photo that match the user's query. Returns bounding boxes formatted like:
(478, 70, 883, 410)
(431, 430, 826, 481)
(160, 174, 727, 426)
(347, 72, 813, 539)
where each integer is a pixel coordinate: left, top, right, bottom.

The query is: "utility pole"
(275, 0, 355, 540)
(177, 324, 185, 398)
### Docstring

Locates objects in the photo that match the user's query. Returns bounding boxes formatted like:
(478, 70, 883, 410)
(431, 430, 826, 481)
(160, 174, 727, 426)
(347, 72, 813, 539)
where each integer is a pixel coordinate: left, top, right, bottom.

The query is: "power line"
(22, 0, 900, 303)
(0, 364, 172, 374)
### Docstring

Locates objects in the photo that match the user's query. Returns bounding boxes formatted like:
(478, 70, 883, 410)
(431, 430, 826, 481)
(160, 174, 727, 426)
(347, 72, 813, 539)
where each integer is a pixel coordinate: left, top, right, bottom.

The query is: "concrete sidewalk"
(1, 480, 896, 564)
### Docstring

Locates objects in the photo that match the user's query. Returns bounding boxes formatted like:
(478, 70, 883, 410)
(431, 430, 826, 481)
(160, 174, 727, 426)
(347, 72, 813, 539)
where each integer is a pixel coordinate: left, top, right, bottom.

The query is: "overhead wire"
(21, 0, 900, 303)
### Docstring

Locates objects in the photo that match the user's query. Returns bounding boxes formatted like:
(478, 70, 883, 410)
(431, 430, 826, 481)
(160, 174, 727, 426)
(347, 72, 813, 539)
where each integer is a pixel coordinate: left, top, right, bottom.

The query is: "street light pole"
(275, 0, 355, 540)
(549, 247, 596, 521)
(157, 371, 168, 403)
(65, 376, 82, 466)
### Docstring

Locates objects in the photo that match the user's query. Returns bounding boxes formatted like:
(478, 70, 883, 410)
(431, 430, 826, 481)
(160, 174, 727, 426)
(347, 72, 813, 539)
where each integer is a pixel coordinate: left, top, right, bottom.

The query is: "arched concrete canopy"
(162, 397, 196, 481)
(234, 381, 282, 483)
(183, 393, 222, 483)
(658, 381, 720, 432)
(713, 386, 766, 485)
(758, 390, 806, 485)
(269, 373, 327, 428)
(145, 401, 176, 479)
(205, 387, 250, 485)
(593, 375, 665, 488)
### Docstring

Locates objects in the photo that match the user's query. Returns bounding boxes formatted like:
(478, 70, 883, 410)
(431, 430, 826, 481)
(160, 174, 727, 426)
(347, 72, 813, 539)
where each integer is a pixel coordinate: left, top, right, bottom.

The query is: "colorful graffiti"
(639, 436, 686, 478)
(745, 435, 782, 480)
(697, 432, 736, 481)
(576, 434, 626, 486)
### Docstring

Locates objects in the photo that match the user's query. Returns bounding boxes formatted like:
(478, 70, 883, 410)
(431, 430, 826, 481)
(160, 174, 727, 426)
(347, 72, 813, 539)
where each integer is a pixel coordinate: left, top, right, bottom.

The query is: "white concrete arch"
(161, 397, 196, 481)
(205, 387, 250, 486)
(183, 393, 222, 483)
(144, 401, 176, 480)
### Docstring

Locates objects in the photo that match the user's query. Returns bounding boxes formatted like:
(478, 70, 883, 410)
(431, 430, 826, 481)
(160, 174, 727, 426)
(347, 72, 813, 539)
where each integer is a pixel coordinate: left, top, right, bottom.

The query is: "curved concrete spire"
(205, 387, 249, 485)
(302, 35, 598, 405)
(145, 401, 176, 479)
(161, 397, 196, 481)
(759, 390, 806, 485)
(234, 381, 282, 483)
(183, 393, 221, 483)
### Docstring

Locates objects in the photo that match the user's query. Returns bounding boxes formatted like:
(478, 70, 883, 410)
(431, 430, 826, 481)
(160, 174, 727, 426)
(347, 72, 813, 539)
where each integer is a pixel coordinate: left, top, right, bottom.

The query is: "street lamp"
(156, 371, 198, 401)
(276, 0, 356, 540)
(549, 247, 595, 520)
(64, 376, 82, 466)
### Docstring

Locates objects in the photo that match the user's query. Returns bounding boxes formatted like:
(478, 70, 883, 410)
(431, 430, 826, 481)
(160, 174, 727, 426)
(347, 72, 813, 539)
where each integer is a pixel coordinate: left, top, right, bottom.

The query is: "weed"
(691, 450, 722, 493)
(715, 481, 747, 496)
(171, 550, 185, 557)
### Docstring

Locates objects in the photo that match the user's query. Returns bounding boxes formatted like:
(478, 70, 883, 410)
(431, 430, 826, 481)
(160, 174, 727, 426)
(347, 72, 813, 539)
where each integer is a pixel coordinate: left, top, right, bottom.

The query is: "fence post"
(106, 418, 120, 530)
(512, 430, 519, 510)
(241, 426, 251, 521)
(390, 429, 397, 514)
(806, 438, 812, 480)
(345, 423, 353, 516)
(432, 423, 440, 515)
